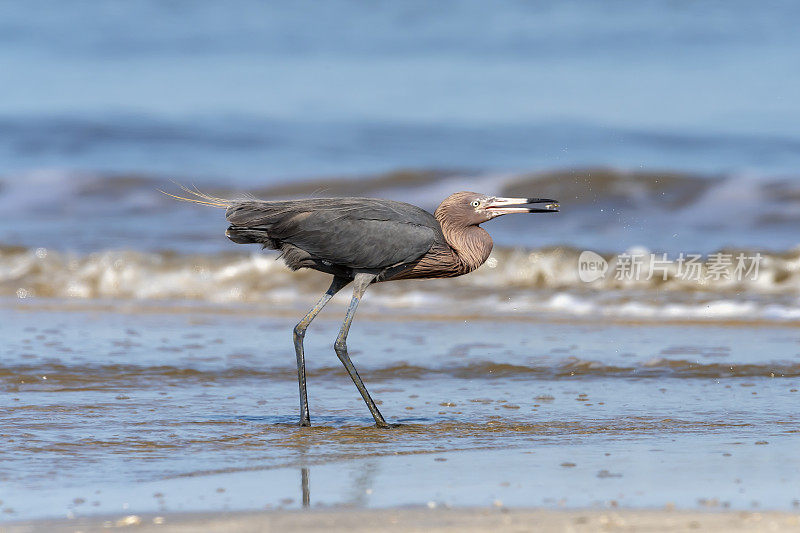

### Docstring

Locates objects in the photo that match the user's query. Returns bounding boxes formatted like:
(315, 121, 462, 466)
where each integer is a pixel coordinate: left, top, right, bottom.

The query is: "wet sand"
(6, 508, 800, 533)
(1, 301, 799, 523)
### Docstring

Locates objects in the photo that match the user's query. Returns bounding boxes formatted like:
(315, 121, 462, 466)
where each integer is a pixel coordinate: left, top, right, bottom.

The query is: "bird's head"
(436, 191, 559, 227)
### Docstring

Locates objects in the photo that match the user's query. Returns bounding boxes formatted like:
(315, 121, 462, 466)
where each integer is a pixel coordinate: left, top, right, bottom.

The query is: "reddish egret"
(166, 188, 559, 427)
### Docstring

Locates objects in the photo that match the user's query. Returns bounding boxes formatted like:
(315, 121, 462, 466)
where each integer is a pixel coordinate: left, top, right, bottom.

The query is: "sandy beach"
(3, 2, 800, 530)
(7, 508, 800, 533)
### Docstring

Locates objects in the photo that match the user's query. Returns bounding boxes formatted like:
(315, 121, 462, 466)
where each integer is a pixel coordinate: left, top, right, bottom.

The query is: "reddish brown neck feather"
(386, 194, 495, 281)
(434, 197, 493, 274)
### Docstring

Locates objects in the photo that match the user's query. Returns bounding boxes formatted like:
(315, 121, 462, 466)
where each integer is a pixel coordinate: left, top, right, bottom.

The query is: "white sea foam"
(3, 245, 800, 322)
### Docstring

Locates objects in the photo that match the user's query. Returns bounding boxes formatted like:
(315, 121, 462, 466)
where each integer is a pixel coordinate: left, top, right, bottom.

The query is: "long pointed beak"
(485, 197, 560, 215)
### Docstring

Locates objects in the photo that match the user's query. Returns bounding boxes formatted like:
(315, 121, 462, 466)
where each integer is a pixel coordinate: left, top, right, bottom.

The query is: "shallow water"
(1, 303, 798, 519)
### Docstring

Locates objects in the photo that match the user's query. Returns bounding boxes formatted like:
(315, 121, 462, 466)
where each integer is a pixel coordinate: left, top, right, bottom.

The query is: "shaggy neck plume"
(435, 206, 493, 274)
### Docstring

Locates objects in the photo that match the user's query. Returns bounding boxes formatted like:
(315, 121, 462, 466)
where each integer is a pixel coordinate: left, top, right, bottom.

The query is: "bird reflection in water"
(297, 461, 379, 508)
(301, 467, 310, 508)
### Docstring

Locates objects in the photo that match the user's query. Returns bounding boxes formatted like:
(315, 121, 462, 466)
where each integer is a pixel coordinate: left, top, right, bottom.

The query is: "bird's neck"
(437, 217, 493, 274)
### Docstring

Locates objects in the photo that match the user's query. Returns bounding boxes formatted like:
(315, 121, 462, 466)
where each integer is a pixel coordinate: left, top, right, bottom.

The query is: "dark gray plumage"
(225, 198, 441, 273)
(166, 188, 559, 428)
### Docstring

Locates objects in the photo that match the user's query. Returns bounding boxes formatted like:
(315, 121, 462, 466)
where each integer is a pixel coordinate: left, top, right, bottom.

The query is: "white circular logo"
(578, 251, 608, 282)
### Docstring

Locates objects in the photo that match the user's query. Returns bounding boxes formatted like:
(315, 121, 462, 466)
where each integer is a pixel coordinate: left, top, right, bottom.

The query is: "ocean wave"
(3, 245, 800, 322)
(3, 166, 800, 256)
(3, 166, 800, 255)
(3, 244, 800, 298)
(3, 166, 800, 220)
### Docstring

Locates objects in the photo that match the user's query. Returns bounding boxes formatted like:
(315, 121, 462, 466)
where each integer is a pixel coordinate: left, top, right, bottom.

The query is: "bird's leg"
(333, 273, 390, 428)
(293, 276, 350, 426)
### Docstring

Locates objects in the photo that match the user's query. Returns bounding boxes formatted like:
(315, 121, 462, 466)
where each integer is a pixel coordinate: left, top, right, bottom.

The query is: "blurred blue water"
(1, 1, 799, 179)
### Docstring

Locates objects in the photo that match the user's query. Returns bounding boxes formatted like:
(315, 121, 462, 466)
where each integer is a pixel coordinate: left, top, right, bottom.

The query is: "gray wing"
(225, 198, 440, 269)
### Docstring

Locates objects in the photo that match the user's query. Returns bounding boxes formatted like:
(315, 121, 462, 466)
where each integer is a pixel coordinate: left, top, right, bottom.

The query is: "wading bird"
(166, 188, 558, 428)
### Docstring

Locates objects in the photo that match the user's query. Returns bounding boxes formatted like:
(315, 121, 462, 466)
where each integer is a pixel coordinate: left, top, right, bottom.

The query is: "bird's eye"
(471, 200, 480, 208)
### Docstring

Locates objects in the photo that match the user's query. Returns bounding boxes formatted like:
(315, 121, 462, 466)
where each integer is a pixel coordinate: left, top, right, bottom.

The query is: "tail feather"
(158, 182, 233, 208)
(161, 184, 278, 246)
